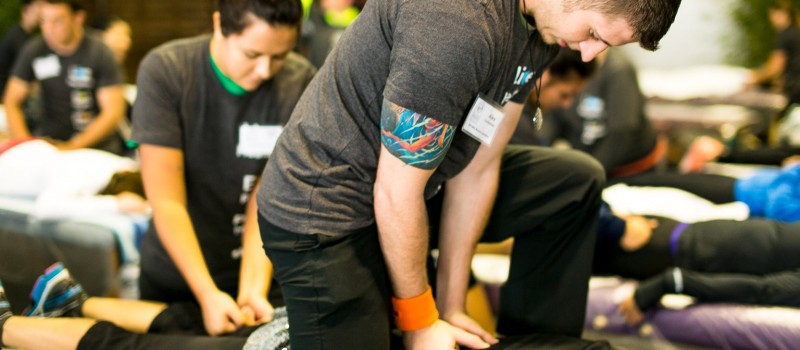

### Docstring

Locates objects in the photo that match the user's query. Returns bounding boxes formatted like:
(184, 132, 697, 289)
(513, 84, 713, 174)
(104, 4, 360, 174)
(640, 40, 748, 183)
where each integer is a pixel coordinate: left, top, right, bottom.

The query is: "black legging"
(596, 218, 800, 279)
(610, 172, 737, 204)
(718, 146, 800, 166)
(610, 219, 800, 309)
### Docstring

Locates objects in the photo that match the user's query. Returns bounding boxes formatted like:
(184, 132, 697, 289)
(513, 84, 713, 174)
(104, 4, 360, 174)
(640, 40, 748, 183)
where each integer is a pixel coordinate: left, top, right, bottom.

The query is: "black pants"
(261, 146, 605, 349)
(76, 303, 257, 350)
(611, 172, 736, 204)
(718, 146, 800, 166)
(599, 217, 800, 307)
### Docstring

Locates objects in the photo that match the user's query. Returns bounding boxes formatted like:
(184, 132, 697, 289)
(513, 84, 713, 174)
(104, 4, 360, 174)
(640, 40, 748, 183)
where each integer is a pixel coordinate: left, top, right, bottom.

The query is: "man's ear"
(75, 10, 86, 27)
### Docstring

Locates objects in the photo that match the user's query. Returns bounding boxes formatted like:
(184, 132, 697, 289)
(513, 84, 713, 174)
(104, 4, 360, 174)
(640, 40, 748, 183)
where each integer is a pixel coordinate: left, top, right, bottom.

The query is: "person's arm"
(60, 85, 125, 150)
(139, 144, 243, 336)
(237, 184, 274, 325)
(2, 77, 32, 139)
(374, 99, 489, 350)
(748, 50, 787, 87)
(435, 101, 522, 345)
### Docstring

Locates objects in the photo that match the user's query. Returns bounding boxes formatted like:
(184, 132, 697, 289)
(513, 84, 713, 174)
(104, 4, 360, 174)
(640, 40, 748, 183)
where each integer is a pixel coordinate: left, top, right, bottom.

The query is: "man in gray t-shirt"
(3, 0, 126, 155)
(257, 0, 683, 348)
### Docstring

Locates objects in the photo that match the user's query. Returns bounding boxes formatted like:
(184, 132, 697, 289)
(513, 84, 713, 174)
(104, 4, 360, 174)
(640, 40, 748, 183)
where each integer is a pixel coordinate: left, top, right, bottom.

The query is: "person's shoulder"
(19, 35, 47, 53)
(155, 35, 209, 52)
(82, 34, 115, 56)
(141, 35, 209, 71)
(280, 52, 317, 77)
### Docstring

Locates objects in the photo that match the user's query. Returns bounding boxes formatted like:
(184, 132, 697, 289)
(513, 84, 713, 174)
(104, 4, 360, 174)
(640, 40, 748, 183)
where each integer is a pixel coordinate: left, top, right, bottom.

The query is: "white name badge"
(462, 94, 505, 145)
(32, 54, 61, 81)
(236, 123, 283, 159)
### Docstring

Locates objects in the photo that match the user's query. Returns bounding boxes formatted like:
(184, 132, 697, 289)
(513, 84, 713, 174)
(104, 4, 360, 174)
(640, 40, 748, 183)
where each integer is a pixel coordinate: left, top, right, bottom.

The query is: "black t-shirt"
(11, 35, 125, 154)
(131, 36, 316, 295)
(0, 25, 31, 96)
(776, 26, 800, 103)
(259, 0, 558, 236)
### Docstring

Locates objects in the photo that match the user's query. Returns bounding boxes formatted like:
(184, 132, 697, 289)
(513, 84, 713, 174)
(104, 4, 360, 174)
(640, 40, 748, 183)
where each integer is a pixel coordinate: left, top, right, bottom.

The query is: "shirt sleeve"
(9, 38, 40, 83)
(382, 0, 491, 125)
(94, 41, 124, 88)
(130, 49, 184, 149)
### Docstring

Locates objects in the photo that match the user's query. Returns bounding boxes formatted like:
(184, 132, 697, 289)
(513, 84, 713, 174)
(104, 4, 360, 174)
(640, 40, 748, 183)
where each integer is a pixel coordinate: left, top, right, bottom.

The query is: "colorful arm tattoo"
(380, 100, 454, 170)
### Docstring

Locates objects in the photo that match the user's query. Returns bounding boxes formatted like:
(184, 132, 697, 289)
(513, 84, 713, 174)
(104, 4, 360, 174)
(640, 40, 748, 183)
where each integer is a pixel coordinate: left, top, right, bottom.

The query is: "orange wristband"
(391, 285, 439, 332)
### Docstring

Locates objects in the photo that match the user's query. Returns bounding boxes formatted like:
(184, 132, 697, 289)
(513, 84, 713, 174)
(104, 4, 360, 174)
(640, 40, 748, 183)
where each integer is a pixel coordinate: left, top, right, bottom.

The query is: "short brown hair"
(99, 171, 145, 199)
(565, 0, 682, 51)
(217, 0, 303, 36)
(43, 0, 84, 12)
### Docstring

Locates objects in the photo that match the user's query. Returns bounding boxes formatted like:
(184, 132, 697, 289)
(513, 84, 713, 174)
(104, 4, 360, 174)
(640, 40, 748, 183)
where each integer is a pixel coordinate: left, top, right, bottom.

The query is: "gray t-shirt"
(259, 0, 558, 235)
(11, 35, 124, 153)
(131, 35, 316, 296)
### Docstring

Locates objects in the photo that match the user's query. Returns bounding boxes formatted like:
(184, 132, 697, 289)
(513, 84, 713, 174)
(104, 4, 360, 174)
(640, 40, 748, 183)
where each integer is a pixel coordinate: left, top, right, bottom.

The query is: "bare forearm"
(66, 86, 125, 149)
(239, 194, 270, 298)
(152, 202, 218, 298)
(437, 160, 500, 313)
(3, 78, 31, 138)
(65, 110, 122, 149)
(375, 189, 431, 299)
(3, 101, 30, 139)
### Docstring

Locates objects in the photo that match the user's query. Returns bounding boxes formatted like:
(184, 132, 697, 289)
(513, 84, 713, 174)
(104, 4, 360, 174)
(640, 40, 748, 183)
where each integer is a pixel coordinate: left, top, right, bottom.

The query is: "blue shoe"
(0, 280, 11, 321)
(24, 263, 88, 317)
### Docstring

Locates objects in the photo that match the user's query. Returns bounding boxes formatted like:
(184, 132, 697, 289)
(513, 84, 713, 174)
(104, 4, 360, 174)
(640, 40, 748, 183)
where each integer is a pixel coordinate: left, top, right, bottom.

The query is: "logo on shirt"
(70, 90, 94, 110)
(501, 66, 537, 104)
(577, 96, 607, 145)
(513, 66, 535, 86)
(66, 65, 94, 89)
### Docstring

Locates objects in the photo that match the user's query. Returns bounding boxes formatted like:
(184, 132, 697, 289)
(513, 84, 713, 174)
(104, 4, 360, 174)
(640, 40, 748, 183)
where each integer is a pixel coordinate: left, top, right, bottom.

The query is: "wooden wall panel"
(93, 0, 215, 82)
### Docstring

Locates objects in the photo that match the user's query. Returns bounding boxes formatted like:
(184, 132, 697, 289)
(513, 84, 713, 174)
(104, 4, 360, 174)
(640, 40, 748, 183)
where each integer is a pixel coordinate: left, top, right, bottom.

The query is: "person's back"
(0, 139, 142, 218)
(260, 0, 559, 233)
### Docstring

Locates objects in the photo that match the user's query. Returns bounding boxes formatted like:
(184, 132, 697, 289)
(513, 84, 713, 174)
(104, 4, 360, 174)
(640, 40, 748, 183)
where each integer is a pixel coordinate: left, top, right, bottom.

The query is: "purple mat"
(584, 278, 800, 350)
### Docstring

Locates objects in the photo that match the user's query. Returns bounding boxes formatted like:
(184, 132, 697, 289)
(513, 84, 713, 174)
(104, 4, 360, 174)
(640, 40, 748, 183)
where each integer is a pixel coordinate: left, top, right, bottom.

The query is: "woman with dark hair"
(131, 0, 316, 336)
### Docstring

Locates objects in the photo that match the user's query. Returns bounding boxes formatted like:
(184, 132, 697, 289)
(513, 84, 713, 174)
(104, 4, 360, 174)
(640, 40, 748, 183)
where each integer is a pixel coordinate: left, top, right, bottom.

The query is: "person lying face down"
(593, 205, 800, 325)
(0, 138, 147, 218)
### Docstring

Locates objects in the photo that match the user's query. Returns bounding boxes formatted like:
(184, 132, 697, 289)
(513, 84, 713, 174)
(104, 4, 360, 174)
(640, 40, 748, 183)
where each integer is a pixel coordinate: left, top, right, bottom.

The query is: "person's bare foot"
(618, 295, 644, 325)
(679, 136, 724, 173)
